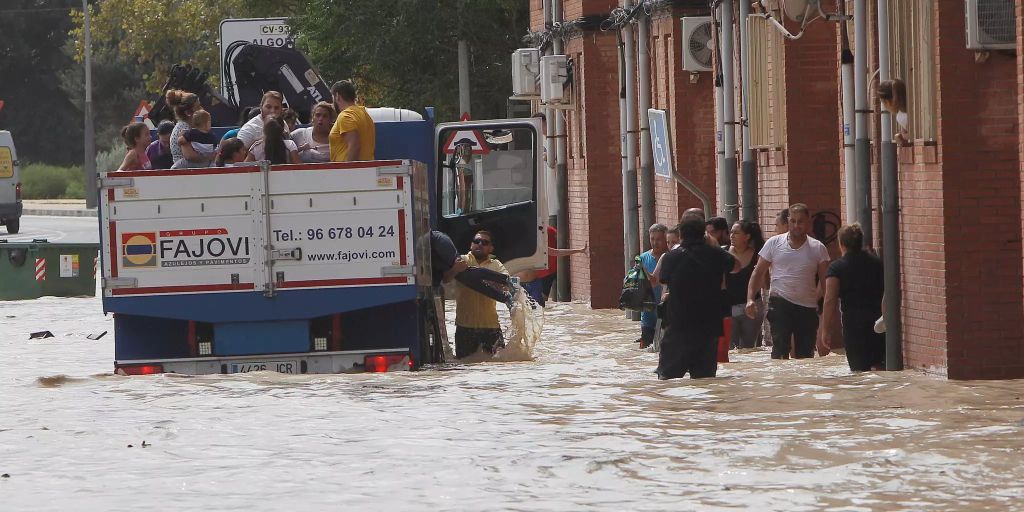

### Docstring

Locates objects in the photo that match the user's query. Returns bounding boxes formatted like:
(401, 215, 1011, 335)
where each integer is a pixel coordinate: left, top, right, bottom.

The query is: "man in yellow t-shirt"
(455, 230, 510, 359)
(329, 80, 375, 162)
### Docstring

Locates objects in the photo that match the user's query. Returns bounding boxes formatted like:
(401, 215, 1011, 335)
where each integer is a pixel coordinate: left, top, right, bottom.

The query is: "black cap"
(157, 120, 175, 135)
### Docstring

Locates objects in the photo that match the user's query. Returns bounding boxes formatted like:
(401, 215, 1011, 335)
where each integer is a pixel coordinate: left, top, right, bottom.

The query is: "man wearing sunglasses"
(454, 230, 511, 359)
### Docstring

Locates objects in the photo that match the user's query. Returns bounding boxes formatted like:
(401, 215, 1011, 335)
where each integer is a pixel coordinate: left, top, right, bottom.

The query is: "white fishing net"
(494, 287, 543, 362)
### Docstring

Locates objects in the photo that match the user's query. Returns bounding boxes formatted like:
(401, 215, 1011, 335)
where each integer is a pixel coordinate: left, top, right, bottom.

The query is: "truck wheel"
(5, 218, 19, 234)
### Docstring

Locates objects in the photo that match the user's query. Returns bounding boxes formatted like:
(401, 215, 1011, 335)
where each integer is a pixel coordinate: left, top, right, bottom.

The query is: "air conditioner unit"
(966, 0, 1015, 50)
(511, 48, 541, 97)
(681, 17, 714, 72)
(540, 54, 568, 104)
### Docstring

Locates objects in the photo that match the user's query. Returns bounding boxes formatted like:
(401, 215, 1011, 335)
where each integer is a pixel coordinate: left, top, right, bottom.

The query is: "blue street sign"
(648, 109, 672, 179)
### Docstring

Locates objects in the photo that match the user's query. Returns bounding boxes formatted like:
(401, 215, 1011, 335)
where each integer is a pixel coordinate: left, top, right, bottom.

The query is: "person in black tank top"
(727, 220, 765, 349)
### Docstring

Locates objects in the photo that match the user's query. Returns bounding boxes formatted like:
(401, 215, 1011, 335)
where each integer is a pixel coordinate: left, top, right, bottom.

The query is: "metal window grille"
(747, 15, 787, 149)
(887, 0, 936, 141)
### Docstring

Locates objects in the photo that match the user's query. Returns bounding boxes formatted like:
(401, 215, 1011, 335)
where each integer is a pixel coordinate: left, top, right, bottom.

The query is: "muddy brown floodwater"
(1, 296, 1023, 511)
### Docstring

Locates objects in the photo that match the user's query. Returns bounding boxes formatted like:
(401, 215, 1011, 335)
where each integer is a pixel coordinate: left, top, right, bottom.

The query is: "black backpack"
(619, 255, 655, 311)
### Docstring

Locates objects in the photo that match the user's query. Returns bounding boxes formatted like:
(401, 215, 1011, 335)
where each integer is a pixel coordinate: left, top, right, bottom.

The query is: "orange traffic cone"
(717, 317, 731, 363)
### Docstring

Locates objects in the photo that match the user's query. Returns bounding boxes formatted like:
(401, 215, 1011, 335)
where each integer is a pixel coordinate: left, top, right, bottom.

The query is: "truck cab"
(0, 131, 23, 234)
(101, 110, 546, 375)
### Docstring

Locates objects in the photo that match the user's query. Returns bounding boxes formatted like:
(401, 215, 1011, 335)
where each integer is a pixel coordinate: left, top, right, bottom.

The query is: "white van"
(0, 130, 22, 234)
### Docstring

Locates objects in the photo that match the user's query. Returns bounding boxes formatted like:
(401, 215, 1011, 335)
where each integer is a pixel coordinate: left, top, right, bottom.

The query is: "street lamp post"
(83, 0, 96, 209)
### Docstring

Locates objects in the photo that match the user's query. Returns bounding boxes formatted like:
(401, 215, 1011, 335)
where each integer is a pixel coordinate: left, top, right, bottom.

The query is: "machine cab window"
(435, 119, 546, 274)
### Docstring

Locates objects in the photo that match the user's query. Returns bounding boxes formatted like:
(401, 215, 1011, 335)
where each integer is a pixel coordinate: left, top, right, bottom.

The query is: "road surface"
(0, 215, 98, 244)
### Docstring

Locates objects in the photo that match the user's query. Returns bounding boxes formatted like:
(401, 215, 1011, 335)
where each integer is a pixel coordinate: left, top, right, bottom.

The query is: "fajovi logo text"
(157, 228, 251, 267)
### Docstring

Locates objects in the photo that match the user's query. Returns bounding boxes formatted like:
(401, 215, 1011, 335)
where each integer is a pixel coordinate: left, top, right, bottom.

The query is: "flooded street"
(2, 296, 1023, 511)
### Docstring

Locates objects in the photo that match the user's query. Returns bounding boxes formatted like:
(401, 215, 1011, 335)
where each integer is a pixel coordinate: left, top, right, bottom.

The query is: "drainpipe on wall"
(876, 0, 903, 370)
(638, 8, 655, 245)
(854, 0, 874, 244)
(739, 0, 757, 222)
(720, 0, 739, 224)
(552, 0, 571, 302)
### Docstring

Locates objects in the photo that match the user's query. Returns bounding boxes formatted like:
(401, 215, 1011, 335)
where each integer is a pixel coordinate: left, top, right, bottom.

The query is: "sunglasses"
(471, 238, 492, 246)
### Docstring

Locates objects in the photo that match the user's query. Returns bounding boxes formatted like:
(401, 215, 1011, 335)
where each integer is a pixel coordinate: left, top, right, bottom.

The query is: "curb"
(22, 209, 98, 218)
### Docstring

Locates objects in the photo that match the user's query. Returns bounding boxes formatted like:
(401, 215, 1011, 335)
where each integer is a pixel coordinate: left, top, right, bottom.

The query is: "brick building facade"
(532, 0, 1024, 379)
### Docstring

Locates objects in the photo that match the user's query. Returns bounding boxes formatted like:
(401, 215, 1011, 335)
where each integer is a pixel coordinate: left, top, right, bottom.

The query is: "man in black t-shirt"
(657, 216, 742, 379)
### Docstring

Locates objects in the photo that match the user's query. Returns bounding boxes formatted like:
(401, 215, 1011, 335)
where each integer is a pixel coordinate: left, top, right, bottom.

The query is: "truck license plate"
(229, 360, 299, 374)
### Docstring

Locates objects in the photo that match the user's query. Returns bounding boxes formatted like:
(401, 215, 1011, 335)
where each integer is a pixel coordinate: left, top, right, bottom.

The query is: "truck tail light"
(15, 182, 21, 200)
(364, 354, 411, 373)
(116, 364, 164, 375)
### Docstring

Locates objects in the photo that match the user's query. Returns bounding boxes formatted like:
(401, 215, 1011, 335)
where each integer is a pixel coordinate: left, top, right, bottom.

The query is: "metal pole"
(83, 0, 97, 209)
(552, 0, 571, 302)
(840, 0, 857, 223)
(638, 10, 654, 249)
(738, 0, 757, 222)
(618, 30, 638, 321)
(623, 0, 640, 263)
(876, 0, 902, 370)
(458, 40, 471, 117)
(720, 0, 738, 224)
(713, 8, 726, 218)
(618, 31, 631, 273)
(542, 0, 559, 300)
(854, 0, 873, 244)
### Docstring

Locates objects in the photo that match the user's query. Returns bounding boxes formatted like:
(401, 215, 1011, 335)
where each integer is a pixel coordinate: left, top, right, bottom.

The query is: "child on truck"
(173, 110, 218, 168)
(117, 122, 151, 171)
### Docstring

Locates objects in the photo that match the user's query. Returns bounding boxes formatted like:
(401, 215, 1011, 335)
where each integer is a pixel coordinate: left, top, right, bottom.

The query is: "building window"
(747, 14, 787, 149)
(887, 0, 936, 141)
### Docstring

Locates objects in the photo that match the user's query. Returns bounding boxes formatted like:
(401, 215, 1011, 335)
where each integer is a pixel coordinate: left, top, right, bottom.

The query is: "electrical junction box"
(540, 55, 568, 104)
(511, 48, 541, 97)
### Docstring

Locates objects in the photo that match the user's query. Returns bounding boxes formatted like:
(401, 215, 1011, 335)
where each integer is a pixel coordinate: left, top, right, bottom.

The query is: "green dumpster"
(0, 240, 99, 300)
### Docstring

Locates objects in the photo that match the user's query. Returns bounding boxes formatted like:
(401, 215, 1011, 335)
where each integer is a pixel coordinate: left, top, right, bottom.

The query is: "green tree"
(0, 1, 84, 165)
(292, 0, 528, 121)
(68, 0, 248, 92)
(58, 41, 148, 155)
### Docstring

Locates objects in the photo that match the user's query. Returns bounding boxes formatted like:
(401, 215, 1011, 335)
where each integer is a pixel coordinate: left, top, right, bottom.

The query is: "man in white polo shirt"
(745, 203, 830, 359)
(236, 91, 284, 148)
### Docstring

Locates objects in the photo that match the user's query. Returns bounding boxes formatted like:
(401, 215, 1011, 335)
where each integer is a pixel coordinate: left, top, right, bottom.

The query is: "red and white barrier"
(34, 258, 46, 282)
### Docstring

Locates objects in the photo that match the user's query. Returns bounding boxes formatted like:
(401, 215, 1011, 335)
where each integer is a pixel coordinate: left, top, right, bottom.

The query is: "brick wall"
(782, 21, 842, 254)
(1018, 0, 1024, 370)
(565, 28, 625, 308)
(757, 22, 842, 252)
(651, 9, 718, 228)
(934, 1, 1024, 379)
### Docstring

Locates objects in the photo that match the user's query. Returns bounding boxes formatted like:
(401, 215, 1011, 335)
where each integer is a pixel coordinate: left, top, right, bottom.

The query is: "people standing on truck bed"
(246, 116, 301, 165)
(455, 230, 510, 359)
(221, 107, 260, 142)
(215, 137, 248, 167)
(329, 80, 375, 162)
(146, 120, 175, 170)
(117, 122, 152, 171)
(280, 108, 300, 136)
(173, 110, 218, 168)
(236, 91, 284, 148)
(292, 102, 335, 163)
(164, 89, 200, 165)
